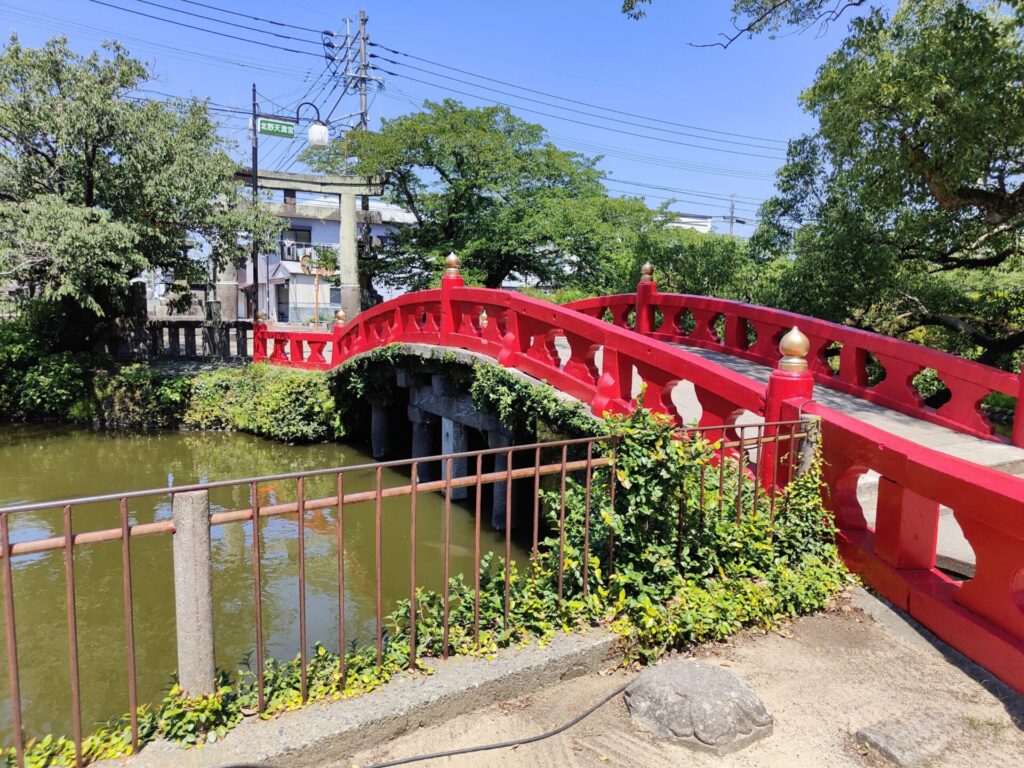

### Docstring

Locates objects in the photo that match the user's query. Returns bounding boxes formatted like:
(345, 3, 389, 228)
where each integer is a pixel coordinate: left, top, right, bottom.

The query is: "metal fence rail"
(0, 421, 808, 766)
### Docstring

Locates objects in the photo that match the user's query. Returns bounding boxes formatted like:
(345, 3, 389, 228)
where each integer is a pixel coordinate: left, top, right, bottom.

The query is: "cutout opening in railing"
(652, 308, 665, 333)
(937, 507, 977, 581)
(675, 308, 696, 337)
(865, 351, 887, 388)
(625, 307, 637, 331)
(745, 322, 758, 351)
(821, 341, 842, 377)
(981, 392, 1017, 439)
(913, 368, 952, 410)
(712, 314, 727, 345)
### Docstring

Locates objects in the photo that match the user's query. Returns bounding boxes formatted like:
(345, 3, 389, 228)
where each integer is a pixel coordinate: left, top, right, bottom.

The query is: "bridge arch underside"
(335, 342, 766, 532)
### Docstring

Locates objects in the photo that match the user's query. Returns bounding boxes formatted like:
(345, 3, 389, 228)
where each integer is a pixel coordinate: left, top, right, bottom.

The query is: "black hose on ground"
(218, 679, 630, 768)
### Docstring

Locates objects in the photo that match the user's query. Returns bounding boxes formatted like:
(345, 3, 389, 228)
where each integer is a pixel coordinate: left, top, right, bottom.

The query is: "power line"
(378, 86, 776, 184)
(2, 2, 316, 78)
(369, 41, 789, 146)
(174, 0, 336, 36)
(372, 65, 785, 160)
(126, 0, 333, 47)
(609, 178, 766, 207)
(606, 187, 761, 221)
(89, 0, 326, 59)
(551, 134, 775, 180)
(371, 53, 784, 152)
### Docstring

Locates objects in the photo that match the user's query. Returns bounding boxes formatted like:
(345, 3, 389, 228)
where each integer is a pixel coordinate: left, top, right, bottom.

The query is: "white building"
(238, 191, 411, 324)
(664, 211, 714, 234)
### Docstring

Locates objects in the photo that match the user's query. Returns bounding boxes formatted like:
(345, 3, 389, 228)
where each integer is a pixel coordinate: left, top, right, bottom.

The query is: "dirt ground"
(348, 591, 1024, 768)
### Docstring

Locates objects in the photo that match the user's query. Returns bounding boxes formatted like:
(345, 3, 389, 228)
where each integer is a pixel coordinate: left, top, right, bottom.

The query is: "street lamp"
(249, 86, 332, 320)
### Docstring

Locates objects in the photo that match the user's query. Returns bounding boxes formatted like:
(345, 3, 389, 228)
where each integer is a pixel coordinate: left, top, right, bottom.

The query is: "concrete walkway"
(348, 589, 1024, 768)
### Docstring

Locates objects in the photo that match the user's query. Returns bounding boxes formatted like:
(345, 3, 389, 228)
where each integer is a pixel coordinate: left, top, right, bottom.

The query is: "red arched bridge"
(255, 257, 1024, 695)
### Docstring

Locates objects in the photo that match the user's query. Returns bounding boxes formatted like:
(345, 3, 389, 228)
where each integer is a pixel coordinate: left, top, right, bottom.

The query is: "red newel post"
(440, 252, 464, 343)
(759, 326, 815, 489)
(1013, 365, 1024, 447)
(330, 308, 347, 367)
(634, 262, 657, 335)
(253, 312, 267, 363)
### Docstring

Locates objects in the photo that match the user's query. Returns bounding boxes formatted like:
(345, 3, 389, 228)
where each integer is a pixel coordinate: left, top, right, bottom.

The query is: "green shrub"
(18, 352, 92, 420)
(92, 365, 191, 429)
(185, 364, 339, 443)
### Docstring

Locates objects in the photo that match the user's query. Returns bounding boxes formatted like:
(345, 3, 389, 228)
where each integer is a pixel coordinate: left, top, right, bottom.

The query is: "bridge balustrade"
(567, 272, 1024, 447)
(254, 277, 768, 440)
(253, 254, 1024, 695)
(801, 399, 1024, 693)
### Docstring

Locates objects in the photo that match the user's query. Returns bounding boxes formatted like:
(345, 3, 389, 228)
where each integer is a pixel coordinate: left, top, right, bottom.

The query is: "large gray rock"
(625, 659, 773, 755)
(855, 710, 961, 767)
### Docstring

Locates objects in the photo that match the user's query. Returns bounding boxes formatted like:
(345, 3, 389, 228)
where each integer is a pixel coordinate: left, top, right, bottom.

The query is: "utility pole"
(250, 82, 260, 319)
(358, 10, 368, 132)
(728, 194, 735, 237)
(356, 9, 373, 309)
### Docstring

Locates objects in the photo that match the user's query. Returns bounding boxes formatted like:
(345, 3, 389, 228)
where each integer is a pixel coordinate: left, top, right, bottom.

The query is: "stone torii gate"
(237, 168, 385, 321)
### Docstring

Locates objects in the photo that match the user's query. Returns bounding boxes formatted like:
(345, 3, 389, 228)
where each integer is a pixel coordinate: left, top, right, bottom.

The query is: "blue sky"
(1, 0, 869, 234)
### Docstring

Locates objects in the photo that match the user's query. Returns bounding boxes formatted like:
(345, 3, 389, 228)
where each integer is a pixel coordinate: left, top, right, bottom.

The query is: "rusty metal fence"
(0, 420, 809, 766)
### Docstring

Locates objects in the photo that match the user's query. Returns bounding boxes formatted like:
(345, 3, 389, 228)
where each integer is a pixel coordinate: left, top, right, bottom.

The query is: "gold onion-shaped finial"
(444, 252, 461, 277)
(334, 308, 347, 325)
(639, 262, 655, 282)
(778, 326, 810, 372)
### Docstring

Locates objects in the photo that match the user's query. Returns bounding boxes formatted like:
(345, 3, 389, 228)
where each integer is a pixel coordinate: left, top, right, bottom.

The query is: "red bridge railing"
(566, 267, 1024, 447)
(255, 255, 1024, 693)
(804, 399, 1024, 692)
(255, 262, 768, 438)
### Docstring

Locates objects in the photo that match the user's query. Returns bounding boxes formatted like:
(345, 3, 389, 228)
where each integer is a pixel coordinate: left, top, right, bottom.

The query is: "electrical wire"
(610, 178, 766, 206)
(216, 681, 630, 768)
(127, 0, 334, 47)
(89, 0, 327, 58)
(174, 0, 336, 36)
(1, 2, 315, 79)
(369, 41, 788, 145)
(373, 65, 784, 160)
(371, 53, 782, 152)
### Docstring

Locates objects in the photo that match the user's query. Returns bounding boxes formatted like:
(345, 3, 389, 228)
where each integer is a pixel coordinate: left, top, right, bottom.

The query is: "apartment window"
(285, 228, 312, 243)
(329, 286, 341, 304)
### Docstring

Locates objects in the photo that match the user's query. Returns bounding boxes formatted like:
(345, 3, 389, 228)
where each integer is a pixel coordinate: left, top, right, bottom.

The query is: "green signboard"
(257, 117, 296, 139)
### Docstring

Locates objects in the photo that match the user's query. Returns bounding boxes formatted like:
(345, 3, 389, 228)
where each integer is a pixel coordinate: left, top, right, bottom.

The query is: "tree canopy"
(753, 0, 1024, 366)
(0, 36, 277, 346)
(304, 99, 655, 290)
(622, 0, 870, 46)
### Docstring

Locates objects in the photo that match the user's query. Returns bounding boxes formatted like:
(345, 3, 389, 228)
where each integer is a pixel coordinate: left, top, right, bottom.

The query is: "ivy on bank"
(3, 400, 848, 767)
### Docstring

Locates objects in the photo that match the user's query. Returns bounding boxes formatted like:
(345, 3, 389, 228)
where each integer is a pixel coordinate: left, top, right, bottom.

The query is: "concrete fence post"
(172, 490, 216, 697)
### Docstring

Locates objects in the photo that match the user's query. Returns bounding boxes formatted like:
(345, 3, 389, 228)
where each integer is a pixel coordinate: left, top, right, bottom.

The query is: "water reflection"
(0, 426, 523, 743)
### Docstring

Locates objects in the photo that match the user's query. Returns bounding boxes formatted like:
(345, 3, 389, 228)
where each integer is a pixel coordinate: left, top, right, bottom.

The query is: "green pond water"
(0, 426, 523, 745)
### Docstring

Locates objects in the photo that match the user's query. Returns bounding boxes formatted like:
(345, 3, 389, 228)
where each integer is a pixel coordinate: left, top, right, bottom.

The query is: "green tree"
(622, 0, 871, 46)
(635, 225, 752, 298)
(753, 1, 1024, 367)
(0, 36, 279, 349)
(304, 99, 653, 290)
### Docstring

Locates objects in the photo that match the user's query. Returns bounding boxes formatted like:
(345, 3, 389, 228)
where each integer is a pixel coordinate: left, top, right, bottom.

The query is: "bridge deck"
(675, 345, 1024, 577)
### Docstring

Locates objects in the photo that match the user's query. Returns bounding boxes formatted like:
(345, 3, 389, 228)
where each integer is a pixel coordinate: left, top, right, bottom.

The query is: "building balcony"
(277, 241, 338, 263)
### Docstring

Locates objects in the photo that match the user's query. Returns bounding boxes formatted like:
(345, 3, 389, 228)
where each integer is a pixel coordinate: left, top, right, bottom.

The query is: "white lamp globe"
(307, 122, 329, 149)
